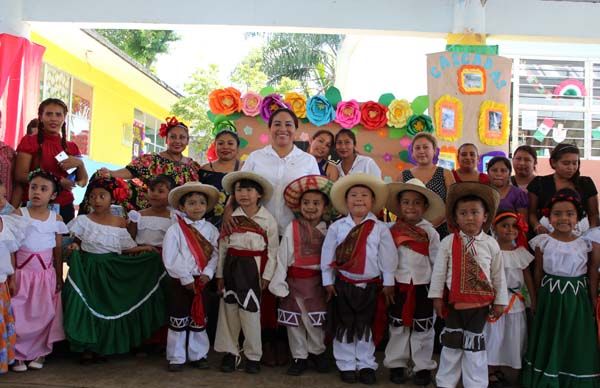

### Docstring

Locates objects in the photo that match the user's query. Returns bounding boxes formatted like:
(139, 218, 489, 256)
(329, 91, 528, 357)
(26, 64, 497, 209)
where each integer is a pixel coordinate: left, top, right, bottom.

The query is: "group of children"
(0, 164, 599, 388)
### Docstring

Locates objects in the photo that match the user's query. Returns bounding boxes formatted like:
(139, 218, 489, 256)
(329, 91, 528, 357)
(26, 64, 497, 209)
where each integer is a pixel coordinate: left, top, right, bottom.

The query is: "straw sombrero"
(168, 182, 220, 211)
(386, 178, 445, 222)
(330, 173, 388, 215)
(283, 175, 334, 212)
(445, 182, 500, 231)
(221, 171, 273, 202)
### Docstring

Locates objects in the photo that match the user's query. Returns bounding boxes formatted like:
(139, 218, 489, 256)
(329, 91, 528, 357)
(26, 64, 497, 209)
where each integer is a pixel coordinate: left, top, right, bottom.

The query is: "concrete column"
(0, 0, 30, 38)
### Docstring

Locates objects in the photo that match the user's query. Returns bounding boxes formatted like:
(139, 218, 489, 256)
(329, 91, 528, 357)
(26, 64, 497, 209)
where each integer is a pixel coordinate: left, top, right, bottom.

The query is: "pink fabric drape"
(0, 34, 45, 148)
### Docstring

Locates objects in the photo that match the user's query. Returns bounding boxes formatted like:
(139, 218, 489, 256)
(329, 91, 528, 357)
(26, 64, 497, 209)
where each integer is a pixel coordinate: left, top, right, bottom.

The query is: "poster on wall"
(427, 51, 512, 156)
(132, 119, 145, 158)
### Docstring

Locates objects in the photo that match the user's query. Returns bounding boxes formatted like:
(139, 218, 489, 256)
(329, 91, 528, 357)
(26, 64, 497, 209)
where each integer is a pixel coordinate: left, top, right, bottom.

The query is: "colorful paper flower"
(386, 99, 413, 128)
(383, 152, 393, 163)
(211, 120, 237, 137)
(284, 92, 307, 119)
(406, 114, 434, 137)
(364, 143, 373, 153)
(260, 94, 289, 122)
(360, 101, 388, 130)
(306, 95, 335, 127)
(209, 87, 241, 115)
(241, 91, 262, 117)
(334, 100, 361, 129)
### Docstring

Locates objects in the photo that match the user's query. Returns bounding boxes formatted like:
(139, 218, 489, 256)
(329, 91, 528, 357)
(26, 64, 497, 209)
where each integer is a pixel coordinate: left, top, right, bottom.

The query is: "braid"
(61, 124, 68, 152)
(36, 98, 69, 159)
(37, 125, 44, 160)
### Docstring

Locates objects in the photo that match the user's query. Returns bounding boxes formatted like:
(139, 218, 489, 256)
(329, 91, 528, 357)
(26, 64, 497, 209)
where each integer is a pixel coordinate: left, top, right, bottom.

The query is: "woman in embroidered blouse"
(13, 99, 88, 223)
(97, 117, 200, 211)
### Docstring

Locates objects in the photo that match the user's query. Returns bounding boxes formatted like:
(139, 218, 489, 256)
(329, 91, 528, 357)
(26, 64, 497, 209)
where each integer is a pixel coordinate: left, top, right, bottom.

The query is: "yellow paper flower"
(284, 92, 307, 119)
(478, 100, 510, 146)
(386, 99, 413, 128)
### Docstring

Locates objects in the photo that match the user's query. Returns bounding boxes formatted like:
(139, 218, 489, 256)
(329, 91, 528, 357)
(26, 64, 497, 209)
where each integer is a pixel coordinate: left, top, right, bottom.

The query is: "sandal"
(28, 356, 45, 370)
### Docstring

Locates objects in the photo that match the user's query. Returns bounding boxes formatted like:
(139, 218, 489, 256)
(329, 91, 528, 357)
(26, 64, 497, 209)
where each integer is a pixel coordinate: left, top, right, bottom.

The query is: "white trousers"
(333, 336, 377, 372)
(214, 300, 262, 361)
(286, 297, 326, 359)
(166, 328, 210, 365)
(436, 346, 488, 388)
(383, 324, 437, 371)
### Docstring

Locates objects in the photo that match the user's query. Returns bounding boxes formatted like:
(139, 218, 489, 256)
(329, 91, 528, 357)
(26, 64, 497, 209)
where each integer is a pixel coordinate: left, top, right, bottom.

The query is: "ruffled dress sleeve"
(0, 215, 29, 252)
(503, 247, 534, 270)
(69, 215, 136, 254)
(128, 210, 141, 224)
(529, 234, 550, 252)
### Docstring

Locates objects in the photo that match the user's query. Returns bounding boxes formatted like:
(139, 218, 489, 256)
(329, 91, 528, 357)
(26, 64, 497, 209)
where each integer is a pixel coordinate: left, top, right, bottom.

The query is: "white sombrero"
(329, 173, 388, 215)
(168, 182, 220, 211)
(386, 178, 445, 222)
(221, 171, 273, 202)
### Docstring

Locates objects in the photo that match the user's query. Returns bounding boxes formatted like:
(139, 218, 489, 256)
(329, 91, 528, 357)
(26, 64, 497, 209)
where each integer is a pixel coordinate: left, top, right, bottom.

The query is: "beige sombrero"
(221, 171, 273, 202)
(168, 182, 220, 211)
(386, 178, 445, 222)
(330, 173, 388, 215)
(445, 182, 500, 231)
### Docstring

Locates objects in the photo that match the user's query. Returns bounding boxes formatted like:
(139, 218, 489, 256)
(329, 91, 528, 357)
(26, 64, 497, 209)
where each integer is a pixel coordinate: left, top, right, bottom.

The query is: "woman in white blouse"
(334, 129, 382, 179)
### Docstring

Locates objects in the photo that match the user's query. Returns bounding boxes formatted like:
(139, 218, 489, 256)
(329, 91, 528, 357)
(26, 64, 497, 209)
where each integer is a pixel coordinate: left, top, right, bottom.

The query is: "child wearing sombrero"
(214, 171, 279, 375)
(162, 182, 220, 372)
(321, 173, 397, 385)
(383, 178, 444, 386)
(428, 182, 507, 388)
(268, 175, 333, 376)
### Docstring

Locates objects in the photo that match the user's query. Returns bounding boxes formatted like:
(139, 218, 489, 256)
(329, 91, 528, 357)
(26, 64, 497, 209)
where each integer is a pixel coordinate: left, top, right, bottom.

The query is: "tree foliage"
(95, 30, 179, 68)
(231, 48, 301, 94)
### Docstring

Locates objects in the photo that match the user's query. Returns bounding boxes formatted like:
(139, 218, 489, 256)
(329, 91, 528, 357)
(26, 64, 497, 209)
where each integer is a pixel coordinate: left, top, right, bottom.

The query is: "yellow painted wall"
(31, 32, 177, 166)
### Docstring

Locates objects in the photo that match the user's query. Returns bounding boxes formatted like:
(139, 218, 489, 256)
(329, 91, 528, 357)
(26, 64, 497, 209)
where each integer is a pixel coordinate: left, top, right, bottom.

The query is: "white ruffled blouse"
(19, 207, 68, 251)
(0, 215, 29, 280)
(68, 215, 137, 254)
(127, 210, 173, 247)
(501, 247, 534, 313)
(529, 234, 591, 277)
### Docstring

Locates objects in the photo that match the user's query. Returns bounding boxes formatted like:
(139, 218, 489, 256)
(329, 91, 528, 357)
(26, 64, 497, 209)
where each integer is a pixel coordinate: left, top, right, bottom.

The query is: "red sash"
(288, 267, 320, 279)
(221, 216, 269, 273)
(177, 215, 214, 326)
(397, 282, 417, 327)
(292, 219, 325, 267)
(389, 220, 429, 256)
(332, 220, 375, 275)
(448, 232, 495, 308)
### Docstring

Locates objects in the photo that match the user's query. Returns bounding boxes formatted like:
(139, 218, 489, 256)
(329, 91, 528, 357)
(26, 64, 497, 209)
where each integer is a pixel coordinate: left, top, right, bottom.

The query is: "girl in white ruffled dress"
(484, 209, 535, 387)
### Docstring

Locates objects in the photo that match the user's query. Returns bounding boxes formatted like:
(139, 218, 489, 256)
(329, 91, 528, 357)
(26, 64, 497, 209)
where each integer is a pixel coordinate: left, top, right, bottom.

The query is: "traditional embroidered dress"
(0, 215, 24, 373)
(321, 213, 397, 372)
(428, 231, 507, 388)
(269, 220, 328, 360)
(383, 219, 440, 373)
(12, 208, 67, 362)
(214, 207, 279, 362)
(62, 215, 168, 355)
(128, 210, 173, 247)
(162, 215, 218, 365)
(484, 246, 533, 369)
(522, 234, 600, 388)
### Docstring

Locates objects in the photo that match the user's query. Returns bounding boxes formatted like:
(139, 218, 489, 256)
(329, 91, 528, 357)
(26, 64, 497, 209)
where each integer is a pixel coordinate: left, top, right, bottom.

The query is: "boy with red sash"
(428, 182, 508, 388)
(384, 178, 444, 386)
(321, 173, 397, 385)
(269, 175, 333, 376)
(215, 171, 279, 374)
(162, 182, 220, 372)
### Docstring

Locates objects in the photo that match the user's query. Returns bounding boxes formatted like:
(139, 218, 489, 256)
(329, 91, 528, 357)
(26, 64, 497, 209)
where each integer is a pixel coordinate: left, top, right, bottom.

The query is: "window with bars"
(133, 109, 165, 153)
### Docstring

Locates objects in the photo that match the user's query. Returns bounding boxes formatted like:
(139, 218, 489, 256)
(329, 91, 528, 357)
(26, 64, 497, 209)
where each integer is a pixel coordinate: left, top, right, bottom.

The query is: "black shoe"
(286, 358, 308, 376)
(358, 368, 377, 385)
(340, 370, 357, 384)
(413, 369, 432, 386)
(245, 360, 261, 374)
(309, 352, 330, 373)
(190, 358, 209, 369)
(390, 367, 407, 384)
(220, 353, 236, 373)
(168, 363, 184, 372)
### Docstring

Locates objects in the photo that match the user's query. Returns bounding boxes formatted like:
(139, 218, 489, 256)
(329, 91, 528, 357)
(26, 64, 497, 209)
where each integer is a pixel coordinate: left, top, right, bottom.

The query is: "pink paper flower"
(334, 100, 361, 129)
(241, 91, 262, 117)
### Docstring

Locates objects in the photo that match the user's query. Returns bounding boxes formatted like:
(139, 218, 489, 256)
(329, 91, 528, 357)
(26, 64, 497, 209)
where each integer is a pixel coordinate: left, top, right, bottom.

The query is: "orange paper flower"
(209, 87, 242, 115)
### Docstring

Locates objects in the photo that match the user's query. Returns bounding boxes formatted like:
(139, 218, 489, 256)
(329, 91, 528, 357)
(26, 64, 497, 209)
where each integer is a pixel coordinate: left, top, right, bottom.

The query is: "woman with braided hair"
(13, 99, 88, 223)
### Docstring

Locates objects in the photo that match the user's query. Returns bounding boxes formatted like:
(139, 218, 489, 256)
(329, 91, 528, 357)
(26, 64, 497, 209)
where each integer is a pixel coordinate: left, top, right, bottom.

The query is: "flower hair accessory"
(493, 211, 529, 248)
(88, 176, 130, 203)
(27, 168, 62, 194)
(159, 116, 187, 138)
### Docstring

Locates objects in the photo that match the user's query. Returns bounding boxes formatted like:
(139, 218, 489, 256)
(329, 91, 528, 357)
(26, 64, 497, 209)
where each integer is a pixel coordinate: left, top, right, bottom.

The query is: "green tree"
(257, 33, 344, 94)
(95, 30, 179, 68)
(230, 48, 268, 92)
(171, 64, 222, 155)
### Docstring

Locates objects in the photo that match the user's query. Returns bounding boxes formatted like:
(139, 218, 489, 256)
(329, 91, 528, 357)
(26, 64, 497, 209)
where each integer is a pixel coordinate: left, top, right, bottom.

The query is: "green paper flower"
(364, 143, 373, 153)
(211, 120, 237, 137)
(406, 114, 434, 137)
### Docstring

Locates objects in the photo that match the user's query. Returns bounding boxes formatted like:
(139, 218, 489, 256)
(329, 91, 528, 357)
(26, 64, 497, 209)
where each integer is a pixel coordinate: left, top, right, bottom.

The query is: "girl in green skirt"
(523, 188, 600, 388)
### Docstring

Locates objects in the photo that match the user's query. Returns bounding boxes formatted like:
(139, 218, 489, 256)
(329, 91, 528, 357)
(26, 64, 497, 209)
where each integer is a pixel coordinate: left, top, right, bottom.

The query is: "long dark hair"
(37, 98, 69, 159)
(550, 143, 581, 184)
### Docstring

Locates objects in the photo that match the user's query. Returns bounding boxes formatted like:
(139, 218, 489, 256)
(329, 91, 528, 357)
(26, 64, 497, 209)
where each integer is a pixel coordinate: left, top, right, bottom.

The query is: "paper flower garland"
(260, 94, 289, 122)
(478, 100, 510, 146)
(386, 99, 413, 128)
(406, 114, 434, 137)
(241, 92, 262, 117)
(334, 100, 361, 128)
(360, 101, 388, 130)
(209, 87, 242, 115)
(434, 95, 463, 142)
(284, 92, 307, 119)
(306, 95, 335, 127)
